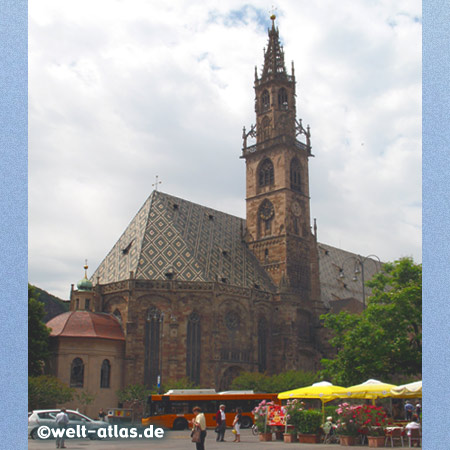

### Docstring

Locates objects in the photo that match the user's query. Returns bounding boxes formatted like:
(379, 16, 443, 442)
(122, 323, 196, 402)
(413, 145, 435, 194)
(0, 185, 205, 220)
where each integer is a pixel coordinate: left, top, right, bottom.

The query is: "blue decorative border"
(0, 0, 28, 448)
(423, 1, 450, 449)
(0, 0, 444, 447)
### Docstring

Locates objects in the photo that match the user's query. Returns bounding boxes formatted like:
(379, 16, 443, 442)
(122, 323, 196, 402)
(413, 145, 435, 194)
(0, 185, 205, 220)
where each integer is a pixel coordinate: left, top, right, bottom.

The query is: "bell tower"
(241, 15, 318, 300)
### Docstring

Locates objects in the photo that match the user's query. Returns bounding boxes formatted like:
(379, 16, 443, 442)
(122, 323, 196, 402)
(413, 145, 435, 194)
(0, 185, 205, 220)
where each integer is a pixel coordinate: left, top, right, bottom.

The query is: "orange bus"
(141, 389, 280, 430)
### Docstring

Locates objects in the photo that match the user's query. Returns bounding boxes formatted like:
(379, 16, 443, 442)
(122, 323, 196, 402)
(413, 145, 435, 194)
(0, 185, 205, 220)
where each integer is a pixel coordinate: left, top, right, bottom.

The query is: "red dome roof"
(47, 311, 125, 341)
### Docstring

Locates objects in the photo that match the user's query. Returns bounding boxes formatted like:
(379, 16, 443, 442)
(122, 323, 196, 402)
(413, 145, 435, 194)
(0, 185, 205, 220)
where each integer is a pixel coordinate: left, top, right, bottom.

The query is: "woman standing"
(232, 407, 242, 443)
(190, 406, 207, 450)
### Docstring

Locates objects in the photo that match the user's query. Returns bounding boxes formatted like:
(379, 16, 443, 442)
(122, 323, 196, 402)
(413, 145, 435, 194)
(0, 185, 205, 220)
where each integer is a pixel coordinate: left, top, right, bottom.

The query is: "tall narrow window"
(85, 299, 90, 311)
(70, 358, 84, 387)
(278, 88, 288, 109)
(100, 359, 111, 388)
(290, 158, 302, 192)
(261, 90, 270, 111)
(113, 309, 123, 326)
(258, 318, 268, 373)
(261, 116, 271, 141)
(258, 159, 274, 187)
(144, 307, 162, 388)
(186, 312, 201, 385)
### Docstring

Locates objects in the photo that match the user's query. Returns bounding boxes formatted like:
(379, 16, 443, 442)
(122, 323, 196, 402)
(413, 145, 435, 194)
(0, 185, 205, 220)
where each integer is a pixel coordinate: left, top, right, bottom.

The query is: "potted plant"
(297, 409, 323, 443)
(252, 400, 273, 441)
(358, 404, 389, 447)
(283, 427, 298, 443)
(335, 403, 361, 446)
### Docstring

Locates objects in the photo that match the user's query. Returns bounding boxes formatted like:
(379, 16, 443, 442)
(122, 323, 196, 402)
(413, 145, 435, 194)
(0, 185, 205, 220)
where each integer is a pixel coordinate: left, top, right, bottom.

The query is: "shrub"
(285, 400, 322, 435)
(29, 375, 74, 411)
(297, 409, 323, 434)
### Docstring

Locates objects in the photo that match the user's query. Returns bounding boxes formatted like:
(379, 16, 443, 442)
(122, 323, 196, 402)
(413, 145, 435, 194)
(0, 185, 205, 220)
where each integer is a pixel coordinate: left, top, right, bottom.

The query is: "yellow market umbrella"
(278, 381, 347, 401)
(338, 379, 397, 405)
(390, 380, 422, 398)
(278, 381, 347, 423)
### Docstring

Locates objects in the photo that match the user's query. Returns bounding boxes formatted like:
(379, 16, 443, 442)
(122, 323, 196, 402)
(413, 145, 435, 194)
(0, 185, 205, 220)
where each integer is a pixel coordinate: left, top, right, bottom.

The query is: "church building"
(46, 17, 380, 418)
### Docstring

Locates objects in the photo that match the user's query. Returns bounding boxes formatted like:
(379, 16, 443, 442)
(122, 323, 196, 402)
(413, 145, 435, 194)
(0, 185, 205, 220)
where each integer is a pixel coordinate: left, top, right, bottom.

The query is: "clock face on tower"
(291, 201, 301, 217)
(260, 201, 274, 220)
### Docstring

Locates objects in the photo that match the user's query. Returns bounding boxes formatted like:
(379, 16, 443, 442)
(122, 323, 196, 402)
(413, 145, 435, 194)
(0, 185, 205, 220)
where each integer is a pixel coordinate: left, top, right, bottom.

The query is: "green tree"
(231, 370, 319, 393)
(28, 284, 51, 376)
(29, 375, 74, 410)
(162, 376, 200, 391)
(116, 383, 151, 423)
(75, 390, 96, 414)
(320, 257, 422, 385)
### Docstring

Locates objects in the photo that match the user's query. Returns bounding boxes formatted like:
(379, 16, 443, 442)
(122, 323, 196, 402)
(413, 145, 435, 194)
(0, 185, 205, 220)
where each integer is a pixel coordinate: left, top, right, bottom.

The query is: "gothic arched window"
(258, 318, 268, 373)
(186, 312, 201, 385)
(144, 307, 163, 388)
(258, 159, 274, 187)
(290, 158, 302, 192)
(70, 357, 84, 387)
(113, 309, 123, 326)
(100, 359, 111, 388)
(261, 90, 270, 111)
(278, 88, 288, 109)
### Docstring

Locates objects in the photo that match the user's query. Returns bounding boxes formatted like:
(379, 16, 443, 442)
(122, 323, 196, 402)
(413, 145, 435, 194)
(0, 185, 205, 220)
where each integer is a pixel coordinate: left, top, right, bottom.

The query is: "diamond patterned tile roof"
(91, 191, 276, 292)
(316, 242, 382, 308)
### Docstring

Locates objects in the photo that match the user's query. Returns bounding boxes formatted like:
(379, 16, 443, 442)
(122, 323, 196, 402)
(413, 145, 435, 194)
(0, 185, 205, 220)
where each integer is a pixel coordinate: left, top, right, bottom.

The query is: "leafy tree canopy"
(29, 375, 74, 411)
(320, 257, 422, 386)
(28, 284, 51, 376)
(230, 370, 319, 393)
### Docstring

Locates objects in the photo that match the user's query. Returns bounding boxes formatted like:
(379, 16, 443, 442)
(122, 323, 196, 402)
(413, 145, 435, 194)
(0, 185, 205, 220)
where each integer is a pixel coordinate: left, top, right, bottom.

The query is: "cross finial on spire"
(84, 259, 89, 279)
(152, 175, 162, 191)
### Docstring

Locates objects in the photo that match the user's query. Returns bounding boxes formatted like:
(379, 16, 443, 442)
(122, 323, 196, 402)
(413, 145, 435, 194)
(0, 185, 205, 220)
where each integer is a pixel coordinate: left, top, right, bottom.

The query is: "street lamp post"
(339, 254, 381, 309)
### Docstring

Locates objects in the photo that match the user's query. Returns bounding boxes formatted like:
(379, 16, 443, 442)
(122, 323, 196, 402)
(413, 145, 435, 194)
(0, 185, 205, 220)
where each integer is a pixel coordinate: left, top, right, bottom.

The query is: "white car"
(28, 409, 108, 439)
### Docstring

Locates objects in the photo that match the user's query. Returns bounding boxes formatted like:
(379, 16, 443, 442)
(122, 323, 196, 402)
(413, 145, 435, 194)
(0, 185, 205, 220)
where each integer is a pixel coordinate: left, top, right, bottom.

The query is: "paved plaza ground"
(28, 428, 421, 449)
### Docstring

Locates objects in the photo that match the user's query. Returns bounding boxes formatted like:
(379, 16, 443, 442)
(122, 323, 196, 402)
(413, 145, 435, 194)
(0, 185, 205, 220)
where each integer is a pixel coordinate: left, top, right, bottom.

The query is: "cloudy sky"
(29, 0, 422, 300)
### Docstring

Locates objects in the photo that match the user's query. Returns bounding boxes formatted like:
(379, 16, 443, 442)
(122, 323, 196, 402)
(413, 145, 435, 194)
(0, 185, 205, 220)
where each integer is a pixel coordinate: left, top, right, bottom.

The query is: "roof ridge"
(59, 310, 75, 336)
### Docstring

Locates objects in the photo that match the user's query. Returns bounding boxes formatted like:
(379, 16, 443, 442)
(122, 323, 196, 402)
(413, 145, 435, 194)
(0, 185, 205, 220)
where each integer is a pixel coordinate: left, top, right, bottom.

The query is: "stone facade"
(46, 18, 382, 416)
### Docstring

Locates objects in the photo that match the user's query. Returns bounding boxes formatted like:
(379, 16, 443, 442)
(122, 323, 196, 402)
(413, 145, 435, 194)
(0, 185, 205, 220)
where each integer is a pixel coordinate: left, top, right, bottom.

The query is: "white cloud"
(29, 0, 421, 298)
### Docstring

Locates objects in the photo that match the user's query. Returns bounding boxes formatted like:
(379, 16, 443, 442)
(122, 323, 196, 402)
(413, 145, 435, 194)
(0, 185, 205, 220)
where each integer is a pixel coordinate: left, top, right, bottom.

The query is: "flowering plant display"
(335, 403, 390, 437)
(283, 399, 322, 434)
(335, 403, 361, 437)
(252, 400, 275, 433)
(357, 404, 390, 436)
(283, 399, 304, 432)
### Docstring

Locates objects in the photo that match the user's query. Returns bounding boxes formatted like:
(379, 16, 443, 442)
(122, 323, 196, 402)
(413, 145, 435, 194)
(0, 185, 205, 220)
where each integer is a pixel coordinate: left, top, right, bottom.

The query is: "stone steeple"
(261, 15, 288, 82)
(241, 15, 319, 299)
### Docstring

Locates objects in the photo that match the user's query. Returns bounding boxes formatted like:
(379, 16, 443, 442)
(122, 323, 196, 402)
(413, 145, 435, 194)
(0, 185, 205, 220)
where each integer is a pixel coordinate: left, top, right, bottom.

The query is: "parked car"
(28, 409, 108, 440)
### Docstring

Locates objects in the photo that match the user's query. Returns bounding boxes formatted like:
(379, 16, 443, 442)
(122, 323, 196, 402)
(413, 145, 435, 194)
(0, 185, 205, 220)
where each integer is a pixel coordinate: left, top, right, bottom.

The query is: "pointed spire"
(261, 14, 287, 81)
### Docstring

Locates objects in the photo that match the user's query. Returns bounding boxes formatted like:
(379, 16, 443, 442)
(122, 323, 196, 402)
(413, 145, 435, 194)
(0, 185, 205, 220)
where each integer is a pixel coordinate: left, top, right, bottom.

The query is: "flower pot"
(283, 433, 298, 443)
(339, 435, 357, 446)
(368, 435, 385, 447)
(298, 433, 320, 444)
(259, 432, 272, 441)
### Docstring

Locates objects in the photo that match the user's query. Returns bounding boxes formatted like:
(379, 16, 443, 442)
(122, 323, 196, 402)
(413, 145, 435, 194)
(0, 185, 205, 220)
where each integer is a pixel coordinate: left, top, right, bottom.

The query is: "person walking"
(215, 404, 227, 442)
(232, 407, 242, 443)
(190, 406, 207, 450)
(55, 408, 69, 449)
